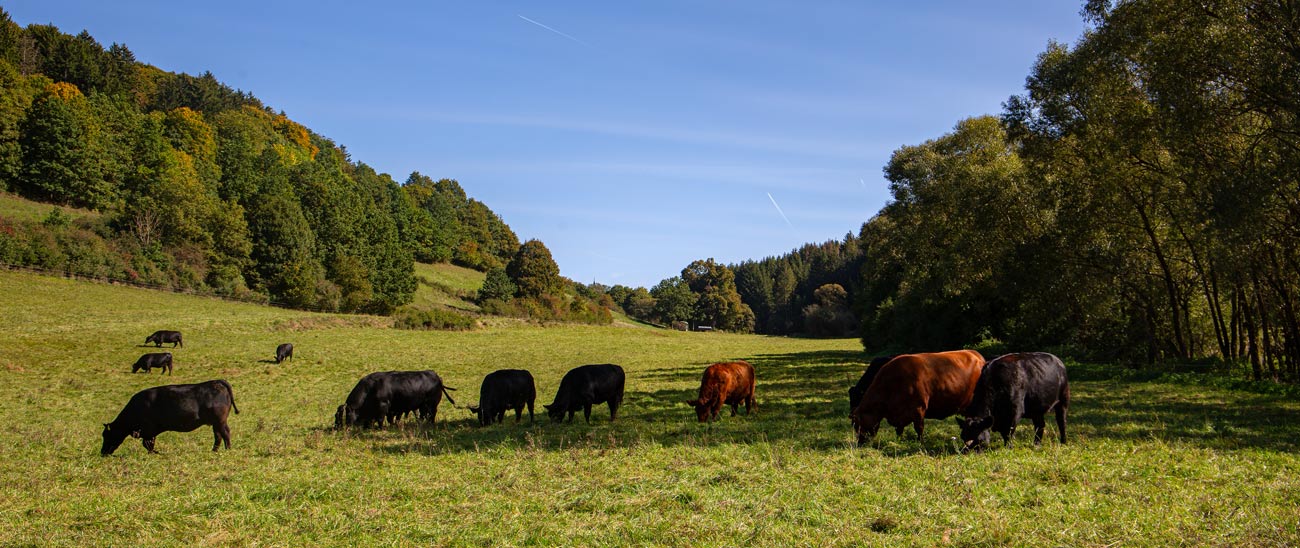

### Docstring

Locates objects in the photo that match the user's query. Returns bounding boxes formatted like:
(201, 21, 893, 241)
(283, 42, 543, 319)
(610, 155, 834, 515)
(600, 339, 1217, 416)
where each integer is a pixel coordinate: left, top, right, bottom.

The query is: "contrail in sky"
(517, 15, 588, 46)
(767, 192, 794, 228)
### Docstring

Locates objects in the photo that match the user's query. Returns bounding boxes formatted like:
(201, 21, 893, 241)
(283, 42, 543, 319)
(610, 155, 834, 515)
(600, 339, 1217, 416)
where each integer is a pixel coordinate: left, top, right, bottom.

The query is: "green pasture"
(0, 270, 1297, 546)
(410, 262, 484, 312)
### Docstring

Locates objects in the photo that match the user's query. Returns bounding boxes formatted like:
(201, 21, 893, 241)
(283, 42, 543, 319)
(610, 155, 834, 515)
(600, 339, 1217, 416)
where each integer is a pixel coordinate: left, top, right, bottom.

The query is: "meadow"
(1, 269, 1298, 547)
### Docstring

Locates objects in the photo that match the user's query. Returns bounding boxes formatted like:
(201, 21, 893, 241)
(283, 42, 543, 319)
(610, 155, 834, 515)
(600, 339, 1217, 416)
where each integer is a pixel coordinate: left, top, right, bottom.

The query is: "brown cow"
(850, 350, 984, 444)
(685, 360, 756, 422)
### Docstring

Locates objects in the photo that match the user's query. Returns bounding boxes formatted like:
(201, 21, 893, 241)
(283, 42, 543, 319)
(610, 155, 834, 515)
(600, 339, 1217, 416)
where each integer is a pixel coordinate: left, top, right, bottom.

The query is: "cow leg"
(212, 425, 222, 451)
(610, 400, 619, 422)
(1055, 405, 1067, 444)
(583, 404, 593, 423)
(1032, 415, 1047, 446)
(222, 423, 232, 450)
(143, 437, 157, 453)
(514, 406, 523, 423)
(912, 418, 925, 441)
(895, 425, 905, 438)
(527, 402, 534, 423)
(745, 396, 755, 415)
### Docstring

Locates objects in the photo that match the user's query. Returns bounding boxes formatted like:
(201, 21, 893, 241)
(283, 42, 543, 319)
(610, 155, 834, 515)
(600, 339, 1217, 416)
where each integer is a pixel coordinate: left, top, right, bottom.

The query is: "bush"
(393, 306, 476, 331)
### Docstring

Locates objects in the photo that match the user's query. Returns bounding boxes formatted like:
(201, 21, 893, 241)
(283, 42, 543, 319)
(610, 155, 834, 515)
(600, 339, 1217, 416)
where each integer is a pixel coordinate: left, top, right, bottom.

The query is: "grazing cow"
(850, 350, 984, 444)
(275, 343, 294, 364)
(468, 369, 536, 425)
(545, 363, 625, 423)
(334, 370, 456, 429)
(145, 330, 183, 348)
(101, 380, 239, 455)
(131, 352, 173, 375)
(684, 360, 756, 422)
(957, 352, 1070, 451)
(848, 355, 896, 413)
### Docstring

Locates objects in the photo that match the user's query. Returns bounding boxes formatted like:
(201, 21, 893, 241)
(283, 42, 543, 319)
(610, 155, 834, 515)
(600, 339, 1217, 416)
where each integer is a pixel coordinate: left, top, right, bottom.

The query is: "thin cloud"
(767, 192, 794, 228)
(359, 107, 890, 160)
(517, 15, 588, 46)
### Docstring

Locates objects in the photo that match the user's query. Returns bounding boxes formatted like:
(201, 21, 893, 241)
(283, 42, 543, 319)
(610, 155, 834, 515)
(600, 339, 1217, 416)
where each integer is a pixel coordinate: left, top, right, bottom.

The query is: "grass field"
(410, 262, 485, 312)
(1, 269, 1298, 546)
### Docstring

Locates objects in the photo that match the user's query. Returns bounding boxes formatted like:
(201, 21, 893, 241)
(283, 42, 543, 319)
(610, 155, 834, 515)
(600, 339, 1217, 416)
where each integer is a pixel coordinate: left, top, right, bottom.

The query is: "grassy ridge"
(409, 262, 484, 312)
(0, 191, 99, 223)
(0, 269, 1297, 546)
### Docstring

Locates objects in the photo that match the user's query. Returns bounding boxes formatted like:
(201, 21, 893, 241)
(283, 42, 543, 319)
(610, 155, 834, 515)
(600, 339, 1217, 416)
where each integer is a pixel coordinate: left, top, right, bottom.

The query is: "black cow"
(334, 370, 456, 429)
(468, 369, 536, 425)
(131, 352, 173, 375)
(545, 363, 625, 423)
(145, 330, 183, 348)
(275, 343, 294, 364)
(101, 380, 239, 455)
(958, 352, 1070, 451)
(848, 355, 896, 413)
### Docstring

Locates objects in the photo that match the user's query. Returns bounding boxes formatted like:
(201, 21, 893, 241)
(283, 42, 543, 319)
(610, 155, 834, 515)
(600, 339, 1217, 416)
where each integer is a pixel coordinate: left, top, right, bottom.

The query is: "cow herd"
(101, 331, 1071, 457)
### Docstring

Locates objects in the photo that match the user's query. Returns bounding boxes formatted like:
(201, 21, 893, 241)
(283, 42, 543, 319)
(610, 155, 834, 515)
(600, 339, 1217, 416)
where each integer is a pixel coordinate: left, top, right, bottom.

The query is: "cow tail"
(442, 385, 457, 407)
(218, 380, 240, 414)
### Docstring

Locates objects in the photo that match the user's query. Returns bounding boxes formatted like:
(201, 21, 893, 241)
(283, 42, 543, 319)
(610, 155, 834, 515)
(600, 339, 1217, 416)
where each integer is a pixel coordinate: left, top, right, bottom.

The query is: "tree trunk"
(1129, 192, 1189, 359)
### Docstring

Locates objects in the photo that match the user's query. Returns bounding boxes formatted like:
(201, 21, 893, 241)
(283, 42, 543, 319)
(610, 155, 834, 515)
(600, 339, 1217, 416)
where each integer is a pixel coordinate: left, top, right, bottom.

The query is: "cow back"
(859, 350, 984, 420)
(697, 361, 754, 405)
(552, 364, 625, 410)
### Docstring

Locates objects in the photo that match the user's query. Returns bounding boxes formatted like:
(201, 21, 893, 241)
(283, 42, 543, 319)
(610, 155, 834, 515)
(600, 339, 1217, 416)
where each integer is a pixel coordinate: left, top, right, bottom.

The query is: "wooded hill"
(0, 10, 519, 313)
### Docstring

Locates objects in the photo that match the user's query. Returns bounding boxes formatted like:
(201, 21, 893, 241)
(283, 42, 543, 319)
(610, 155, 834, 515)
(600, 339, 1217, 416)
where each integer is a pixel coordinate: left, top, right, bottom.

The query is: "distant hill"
(0, 9, 518, 314)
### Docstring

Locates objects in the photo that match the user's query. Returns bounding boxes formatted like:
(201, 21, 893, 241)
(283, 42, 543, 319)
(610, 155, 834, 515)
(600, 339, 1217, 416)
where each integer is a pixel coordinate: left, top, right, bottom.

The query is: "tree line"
(0, 11, 522, 313)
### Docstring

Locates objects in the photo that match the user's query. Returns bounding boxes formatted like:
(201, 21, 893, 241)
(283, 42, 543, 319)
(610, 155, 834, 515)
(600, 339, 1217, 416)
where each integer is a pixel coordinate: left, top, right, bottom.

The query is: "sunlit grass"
(0, 191, 99, 223)
(410, 262, 484, 312)
(0, 270, 1297, 546)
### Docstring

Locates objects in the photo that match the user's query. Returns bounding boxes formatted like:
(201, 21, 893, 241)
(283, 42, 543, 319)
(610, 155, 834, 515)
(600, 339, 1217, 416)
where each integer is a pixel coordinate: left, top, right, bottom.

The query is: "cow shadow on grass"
(353, 351, 1300, 456)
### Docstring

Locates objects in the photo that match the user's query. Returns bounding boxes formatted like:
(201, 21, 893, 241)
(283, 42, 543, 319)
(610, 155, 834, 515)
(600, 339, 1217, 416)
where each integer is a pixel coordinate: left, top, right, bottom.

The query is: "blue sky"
(9, 1, 1088, 288)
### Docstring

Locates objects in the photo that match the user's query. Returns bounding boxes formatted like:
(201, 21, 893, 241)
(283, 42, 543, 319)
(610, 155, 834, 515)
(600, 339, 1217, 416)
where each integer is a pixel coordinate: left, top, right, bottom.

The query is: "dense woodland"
(618, 0, 1300, 383)
(0, 10, 526, 313)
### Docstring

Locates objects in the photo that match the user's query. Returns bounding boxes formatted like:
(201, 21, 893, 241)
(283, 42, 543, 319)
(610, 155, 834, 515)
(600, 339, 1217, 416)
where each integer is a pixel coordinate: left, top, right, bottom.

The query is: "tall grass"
(0, 270, 1297, 546)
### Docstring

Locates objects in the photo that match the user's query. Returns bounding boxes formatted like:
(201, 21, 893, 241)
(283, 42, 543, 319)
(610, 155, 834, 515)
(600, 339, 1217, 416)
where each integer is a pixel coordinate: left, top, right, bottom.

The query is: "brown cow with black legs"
(101, 380, 239, 455)
(850, 350, 984, 444)
(685, 361, 756, 422)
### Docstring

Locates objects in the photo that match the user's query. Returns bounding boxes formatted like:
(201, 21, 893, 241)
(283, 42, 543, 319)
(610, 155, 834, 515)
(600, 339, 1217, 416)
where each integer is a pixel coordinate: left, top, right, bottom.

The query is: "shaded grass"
(0, 270, 1298, 546)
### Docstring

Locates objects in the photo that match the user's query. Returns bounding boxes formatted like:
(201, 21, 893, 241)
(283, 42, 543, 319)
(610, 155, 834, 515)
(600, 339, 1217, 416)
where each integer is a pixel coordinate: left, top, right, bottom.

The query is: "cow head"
(683, 399, 712, 422)
(466, 405, 487, 425)
(334, 405, 357, 429)
(101, 423, 130, 456)
(543, 404, 565, 423)
(956, 416, 993, 453)
(851, 409, 881, 445)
